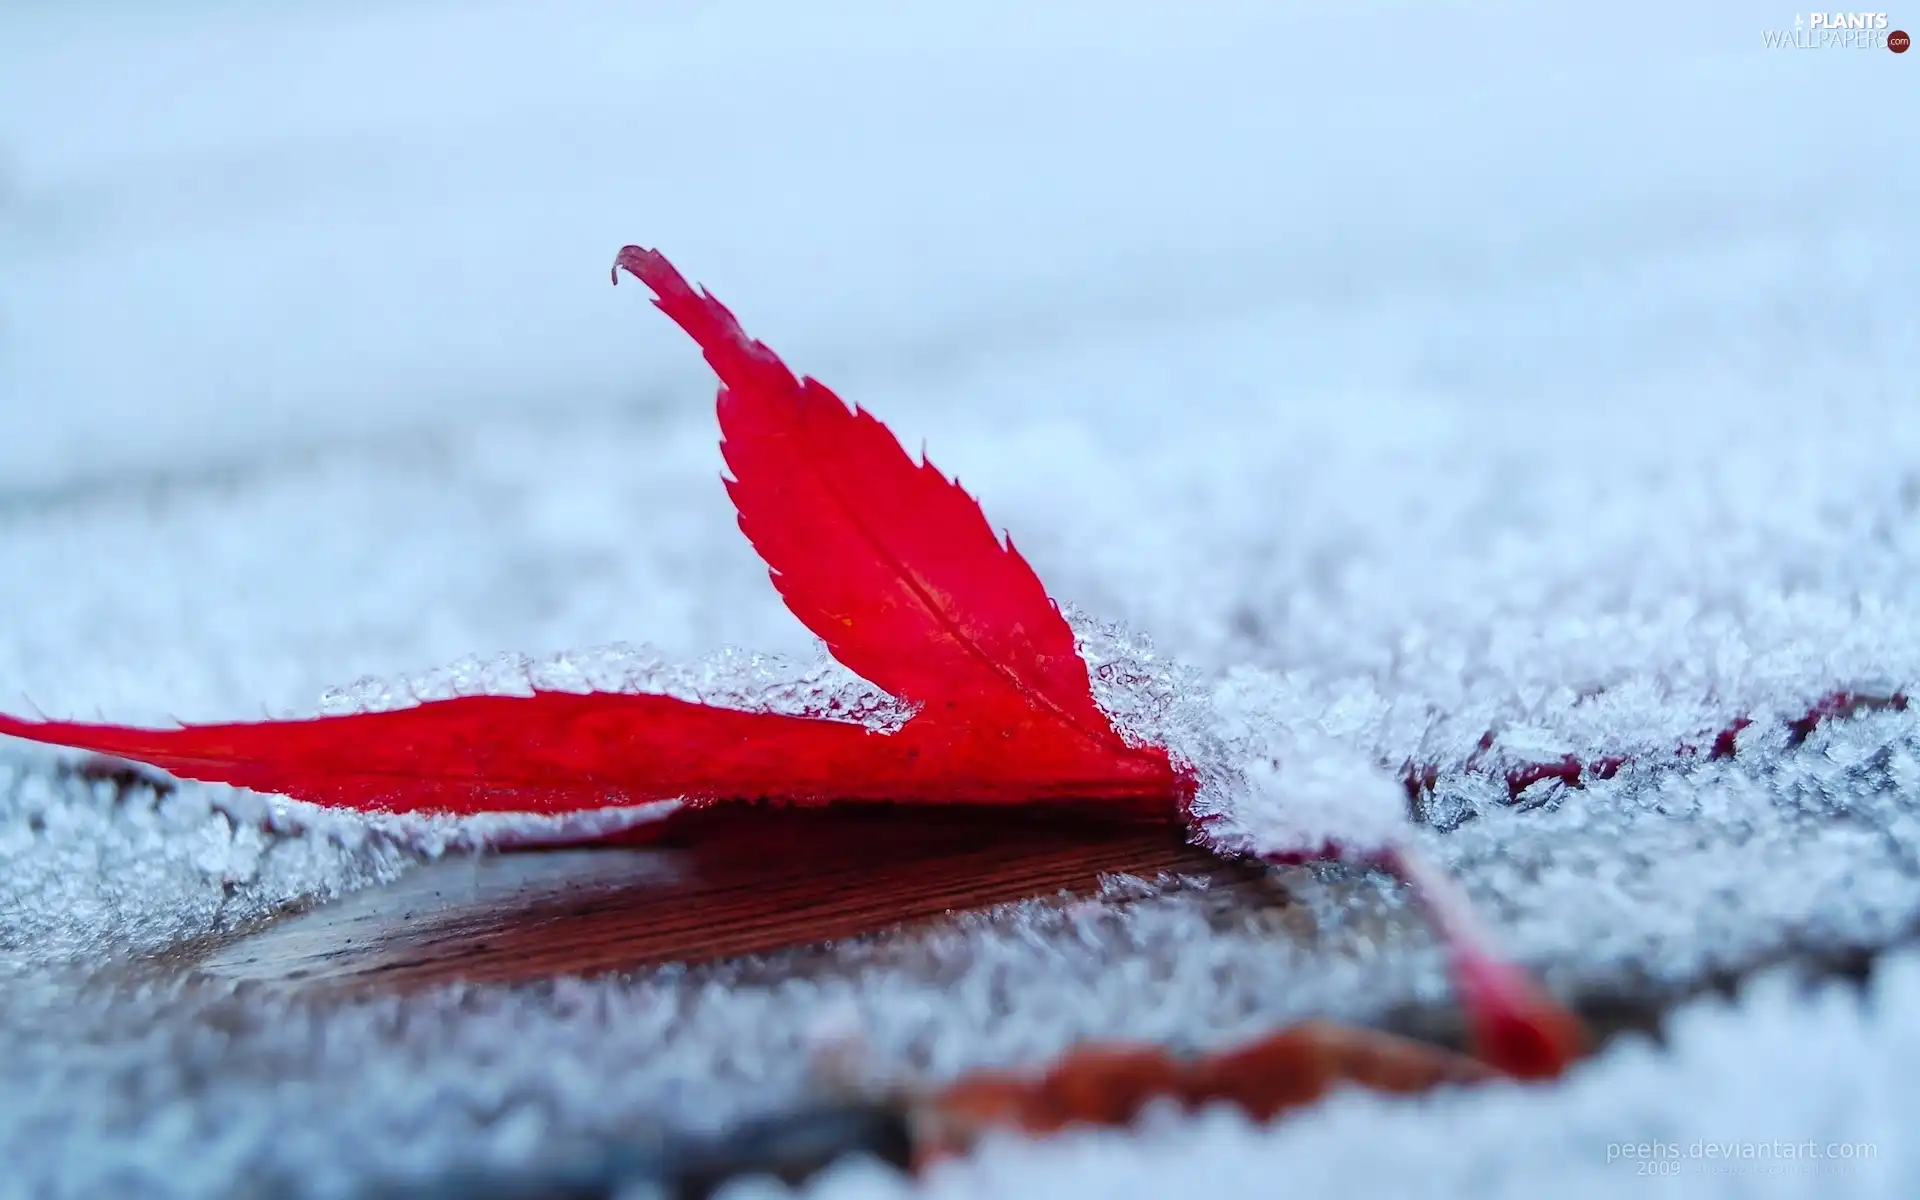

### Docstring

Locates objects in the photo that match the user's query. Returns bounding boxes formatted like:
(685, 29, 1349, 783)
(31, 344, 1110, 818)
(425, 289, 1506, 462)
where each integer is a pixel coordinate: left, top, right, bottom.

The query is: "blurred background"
(3, 0, 1910, 491)
(3, 0, 1915, 725)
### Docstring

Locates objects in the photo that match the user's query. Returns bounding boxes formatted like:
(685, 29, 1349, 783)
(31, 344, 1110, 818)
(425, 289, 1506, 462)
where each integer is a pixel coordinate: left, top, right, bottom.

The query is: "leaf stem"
(1380, 842, 1588, 1079)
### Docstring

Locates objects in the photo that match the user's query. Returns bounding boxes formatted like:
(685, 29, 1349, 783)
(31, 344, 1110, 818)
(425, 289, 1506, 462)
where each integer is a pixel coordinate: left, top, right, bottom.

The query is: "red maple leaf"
(0, 247, 1581, 1079)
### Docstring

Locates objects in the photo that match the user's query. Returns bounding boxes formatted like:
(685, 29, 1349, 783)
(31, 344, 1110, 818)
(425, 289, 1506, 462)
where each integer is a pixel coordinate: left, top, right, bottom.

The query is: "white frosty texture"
(812, 955, 1920, 1200)
(1074, 612, 1411, 856)
(1, 0, 1918, 1196)
(285, 609, 1405, 858)
(315, 642, 910, 731)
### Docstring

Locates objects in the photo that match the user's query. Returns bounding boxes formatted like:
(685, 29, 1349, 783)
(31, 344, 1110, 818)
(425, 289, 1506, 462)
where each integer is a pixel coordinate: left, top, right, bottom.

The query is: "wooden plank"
(194, 805, 1255, 991)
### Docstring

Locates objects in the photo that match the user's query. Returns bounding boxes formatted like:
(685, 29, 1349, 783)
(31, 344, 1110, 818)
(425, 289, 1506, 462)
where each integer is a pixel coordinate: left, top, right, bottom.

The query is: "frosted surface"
(2, 0, 1917, 1195)
(821, 954, 1920, 1198)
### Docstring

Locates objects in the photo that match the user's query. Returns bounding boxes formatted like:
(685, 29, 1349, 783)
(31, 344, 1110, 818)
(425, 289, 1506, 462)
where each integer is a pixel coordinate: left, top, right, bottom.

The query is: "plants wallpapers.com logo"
(1763, 12, 1910, 49)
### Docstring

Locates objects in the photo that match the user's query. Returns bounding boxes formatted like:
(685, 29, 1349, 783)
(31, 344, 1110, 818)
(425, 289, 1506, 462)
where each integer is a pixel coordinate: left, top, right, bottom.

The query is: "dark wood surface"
(182, 799, 1896, 1059)
(195, 805, 1245, 991)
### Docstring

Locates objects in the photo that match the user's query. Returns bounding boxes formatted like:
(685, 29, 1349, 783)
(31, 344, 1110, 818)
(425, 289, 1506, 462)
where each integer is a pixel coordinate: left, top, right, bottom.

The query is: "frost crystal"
(318, 642, 915, 731)
(1072, 607, 1408, 858)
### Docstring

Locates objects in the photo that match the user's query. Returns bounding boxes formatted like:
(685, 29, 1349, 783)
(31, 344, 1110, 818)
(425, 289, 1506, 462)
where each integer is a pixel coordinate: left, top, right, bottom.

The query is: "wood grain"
(195, 804, 1245, 991)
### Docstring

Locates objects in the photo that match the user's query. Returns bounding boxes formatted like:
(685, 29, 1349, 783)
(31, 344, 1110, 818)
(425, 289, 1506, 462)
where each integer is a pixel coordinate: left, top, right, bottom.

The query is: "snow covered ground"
(2, 1, 1918, 1195)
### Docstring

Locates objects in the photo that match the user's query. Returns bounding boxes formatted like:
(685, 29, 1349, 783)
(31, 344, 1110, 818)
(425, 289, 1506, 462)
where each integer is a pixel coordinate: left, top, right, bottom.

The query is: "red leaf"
(0, 248, 1184, 816)
(615, 247, 1134, 756)
(0, 694, 1177, 815)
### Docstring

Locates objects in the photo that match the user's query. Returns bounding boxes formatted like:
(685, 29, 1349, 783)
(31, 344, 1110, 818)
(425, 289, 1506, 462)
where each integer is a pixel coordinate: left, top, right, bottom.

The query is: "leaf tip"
(611, 244, 663, 287)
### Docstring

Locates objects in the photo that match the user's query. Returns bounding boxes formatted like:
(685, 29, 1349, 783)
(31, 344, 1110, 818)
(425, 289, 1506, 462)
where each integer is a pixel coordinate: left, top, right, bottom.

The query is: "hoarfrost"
(847, 953, 1920, 1199)
(317, 642, 911, 731)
